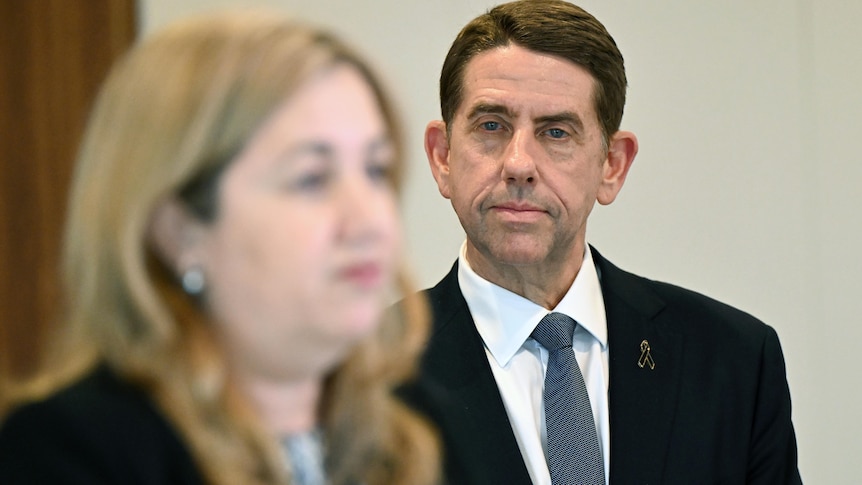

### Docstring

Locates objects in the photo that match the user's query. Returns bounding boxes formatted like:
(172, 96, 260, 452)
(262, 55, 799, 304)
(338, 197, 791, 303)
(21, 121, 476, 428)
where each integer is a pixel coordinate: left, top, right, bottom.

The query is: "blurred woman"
(0, 10, 438, 485)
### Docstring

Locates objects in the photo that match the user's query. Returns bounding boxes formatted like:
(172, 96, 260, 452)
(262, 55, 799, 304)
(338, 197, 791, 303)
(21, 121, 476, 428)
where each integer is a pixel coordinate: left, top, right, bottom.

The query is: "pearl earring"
(181, 266, 206, 295)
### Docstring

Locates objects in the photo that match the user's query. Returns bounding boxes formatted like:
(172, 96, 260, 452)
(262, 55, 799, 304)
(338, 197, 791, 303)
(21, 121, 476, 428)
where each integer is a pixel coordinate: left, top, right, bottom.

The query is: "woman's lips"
(339, 261, 384, 289)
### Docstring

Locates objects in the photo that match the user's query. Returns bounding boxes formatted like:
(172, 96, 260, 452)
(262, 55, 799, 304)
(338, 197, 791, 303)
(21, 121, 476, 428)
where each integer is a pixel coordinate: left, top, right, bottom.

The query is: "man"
(401, 1, 802, 484)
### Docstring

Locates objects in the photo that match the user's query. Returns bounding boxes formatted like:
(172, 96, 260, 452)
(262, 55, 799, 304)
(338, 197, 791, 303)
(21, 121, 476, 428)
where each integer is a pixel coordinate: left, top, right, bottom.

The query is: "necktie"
(531, 312, 605, 485)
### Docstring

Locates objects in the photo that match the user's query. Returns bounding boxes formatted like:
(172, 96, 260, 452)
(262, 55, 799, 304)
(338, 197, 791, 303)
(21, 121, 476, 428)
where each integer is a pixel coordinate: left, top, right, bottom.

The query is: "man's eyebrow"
(535, 111, 585, 133)
(466, 104, 585, 132)
(465, 103, 514, 120)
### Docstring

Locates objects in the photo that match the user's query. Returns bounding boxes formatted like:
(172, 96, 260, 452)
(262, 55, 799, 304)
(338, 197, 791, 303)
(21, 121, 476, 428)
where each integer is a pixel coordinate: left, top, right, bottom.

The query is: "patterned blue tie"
(531, 312, 605, 484)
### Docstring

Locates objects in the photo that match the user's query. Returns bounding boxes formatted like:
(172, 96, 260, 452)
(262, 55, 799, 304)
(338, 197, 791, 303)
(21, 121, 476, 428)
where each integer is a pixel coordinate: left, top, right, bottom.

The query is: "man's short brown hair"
(439, 0, 627, 144)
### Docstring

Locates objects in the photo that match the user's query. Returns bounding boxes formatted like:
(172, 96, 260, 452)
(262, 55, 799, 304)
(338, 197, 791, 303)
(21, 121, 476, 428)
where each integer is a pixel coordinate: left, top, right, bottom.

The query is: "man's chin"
(466, 235, 557, 270)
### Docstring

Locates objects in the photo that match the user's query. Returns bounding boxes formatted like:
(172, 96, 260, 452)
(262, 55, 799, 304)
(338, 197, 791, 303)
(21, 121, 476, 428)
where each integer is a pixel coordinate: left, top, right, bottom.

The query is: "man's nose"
(501, 130, 538, 185)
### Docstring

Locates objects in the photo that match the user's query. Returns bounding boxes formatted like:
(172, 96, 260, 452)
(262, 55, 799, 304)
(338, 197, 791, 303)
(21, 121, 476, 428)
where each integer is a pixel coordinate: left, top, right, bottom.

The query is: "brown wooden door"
(0, 1, 137, 383)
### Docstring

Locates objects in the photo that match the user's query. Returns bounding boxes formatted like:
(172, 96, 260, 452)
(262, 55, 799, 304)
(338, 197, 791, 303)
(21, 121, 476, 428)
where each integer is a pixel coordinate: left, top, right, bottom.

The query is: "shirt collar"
(458, 242, 608, 367)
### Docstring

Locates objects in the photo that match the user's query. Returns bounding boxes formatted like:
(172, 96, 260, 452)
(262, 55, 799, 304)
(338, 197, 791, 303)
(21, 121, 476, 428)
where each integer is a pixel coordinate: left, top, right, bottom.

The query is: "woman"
(0, 10, 439, 485)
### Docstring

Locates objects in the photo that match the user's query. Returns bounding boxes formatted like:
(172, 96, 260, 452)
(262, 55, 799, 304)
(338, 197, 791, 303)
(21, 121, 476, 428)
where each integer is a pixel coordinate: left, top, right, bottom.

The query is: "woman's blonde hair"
(19, 10, 438, 485)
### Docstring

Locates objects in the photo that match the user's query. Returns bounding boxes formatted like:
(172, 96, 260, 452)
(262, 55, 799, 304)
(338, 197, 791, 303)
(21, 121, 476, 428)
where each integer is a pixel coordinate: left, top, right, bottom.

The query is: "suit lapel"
(422, 253, 686, 484)
(593, 248, 684, 484)
(423, 263, 533, 484)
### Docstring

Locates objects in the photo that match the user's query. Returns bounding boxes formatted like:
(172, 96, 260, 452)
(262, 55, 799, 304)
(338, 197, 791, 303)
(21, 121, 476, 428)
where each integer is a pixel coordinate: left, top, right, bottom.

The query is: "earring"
(181, 266, 206, 295)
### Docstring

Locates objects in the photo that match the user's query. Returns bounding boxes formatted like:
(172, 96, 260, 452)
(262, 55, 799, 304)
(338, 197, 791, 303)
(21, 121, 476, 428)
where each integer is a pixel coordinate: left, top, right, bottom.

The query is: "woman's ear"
(147, 197, 208, 274)
(597, 130, 638, 205)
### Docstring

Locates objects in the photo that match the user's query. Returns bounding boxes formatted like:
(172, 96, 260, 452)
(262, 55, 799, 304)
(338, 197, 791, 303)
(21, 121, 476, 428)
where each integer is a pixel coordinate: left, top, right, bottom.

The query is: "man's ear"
(425, 120, 453, 200)
(147, 197, 208, 274)
(597, 130, 638, 205)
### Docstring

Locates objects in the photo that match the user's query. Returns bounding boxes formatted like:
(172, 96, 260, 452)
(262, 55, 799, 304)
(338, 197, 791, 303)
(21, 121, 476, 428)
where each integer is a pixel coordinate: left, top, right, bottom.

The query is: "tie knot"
(531, 312, 577, 352)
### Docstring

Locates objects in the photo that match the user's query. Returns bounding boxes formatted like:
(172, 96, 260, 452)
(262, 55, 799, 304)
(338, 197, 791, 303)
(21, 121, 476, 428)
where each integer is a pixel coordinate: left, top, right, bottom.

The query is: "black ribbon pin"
(638, 340, 655, 370)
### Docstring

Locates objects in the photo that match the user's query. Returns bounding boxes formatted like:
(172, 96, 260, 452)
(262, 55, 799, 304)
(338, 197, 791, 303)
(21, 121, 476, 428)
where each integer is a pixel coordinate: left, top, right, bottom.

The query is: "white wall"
(141, 1, 862, 482)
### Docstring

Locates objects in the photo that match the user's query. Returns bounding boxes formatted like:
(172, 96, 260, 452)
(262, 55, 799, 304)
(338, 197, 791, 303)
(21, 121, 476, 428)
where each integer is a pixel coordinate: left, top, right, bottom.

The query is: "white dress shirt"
(457, 242, 610, 485)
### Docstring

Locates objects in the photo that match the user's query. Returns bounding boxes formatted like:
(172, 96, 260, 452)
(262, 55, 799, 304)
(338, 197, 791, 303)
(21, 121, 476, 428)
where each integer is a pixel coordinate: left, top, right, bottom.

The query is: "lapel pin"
(638, 339, 655, 370)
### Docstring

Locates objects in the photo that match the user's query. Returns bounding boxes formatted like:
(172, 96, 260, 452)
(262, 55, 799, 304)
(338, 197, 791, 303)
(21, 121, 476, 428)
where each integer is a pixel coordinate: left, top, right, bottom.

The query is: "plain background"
(141, 1, 862, 482)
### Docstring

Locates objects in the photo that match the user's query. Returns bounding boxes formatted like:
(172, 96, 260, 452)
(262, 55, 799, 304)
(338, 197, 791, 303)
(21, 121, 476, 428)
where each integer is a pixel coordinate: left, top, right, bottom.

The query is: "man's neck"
(465, 243, 585, 309)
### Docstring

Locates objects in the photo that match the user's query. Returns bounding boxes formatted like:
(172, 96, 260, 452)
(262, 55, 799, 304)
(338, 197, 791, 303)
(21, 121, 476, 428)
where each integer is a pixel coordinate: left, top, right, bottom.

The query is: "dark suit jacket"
(401, 247, 801, 485)
(0, 366, 204, 484)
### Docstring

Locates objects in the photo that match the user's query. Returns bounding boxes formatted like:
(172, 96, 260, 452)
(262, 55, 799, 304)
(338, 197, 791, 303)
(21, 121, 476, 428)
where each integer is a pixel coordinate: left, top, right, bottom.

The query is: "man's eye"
(545, 128, 568, 139)
(481, 121, 501, 131)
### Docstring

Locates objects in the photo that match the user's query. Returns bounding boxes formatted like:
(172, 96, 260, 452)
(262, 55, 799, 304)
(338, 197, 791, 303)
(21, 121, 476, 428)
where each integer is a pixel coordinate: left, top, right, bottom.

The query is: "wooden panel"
(0, 1, 137, 381)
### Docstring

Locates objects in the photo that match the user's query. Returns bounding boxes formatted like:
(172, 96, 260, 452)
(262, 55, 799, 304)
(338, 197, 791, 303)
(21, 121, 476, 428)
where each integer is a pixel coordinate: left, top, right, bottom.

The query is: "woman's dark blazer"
(0, 366, 204, 484)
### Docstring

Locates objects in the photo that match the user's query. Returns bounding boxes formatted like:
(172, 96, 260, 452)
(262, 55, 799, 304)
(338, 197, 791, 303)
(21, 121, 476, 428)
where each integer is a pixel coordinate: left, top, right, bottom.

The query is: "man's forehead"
(457, 45, 597, 115)
(463, 45, 595, 82)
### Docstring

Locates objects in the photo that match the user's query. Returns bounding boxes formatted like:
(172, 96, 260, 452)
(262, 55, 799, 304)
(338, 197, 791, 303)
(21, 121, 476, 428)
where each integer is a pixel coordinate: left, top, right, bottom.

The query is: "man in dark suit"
(401, 1, 802, 483)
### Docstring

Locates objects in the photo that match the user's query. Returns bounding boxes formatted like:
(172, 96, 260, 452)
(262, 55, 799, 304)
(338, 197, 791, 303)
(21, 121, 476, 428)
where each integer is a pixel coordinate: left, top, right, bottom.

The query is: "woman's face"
(196, 65, 400, 380)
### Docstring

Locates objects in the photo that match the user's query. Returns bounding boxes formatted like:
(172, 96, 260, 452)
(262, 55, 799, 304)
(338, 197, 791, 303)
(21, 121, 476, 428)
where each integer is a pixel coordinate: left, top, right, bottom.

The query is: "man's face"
(427, 44, 626, 283)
